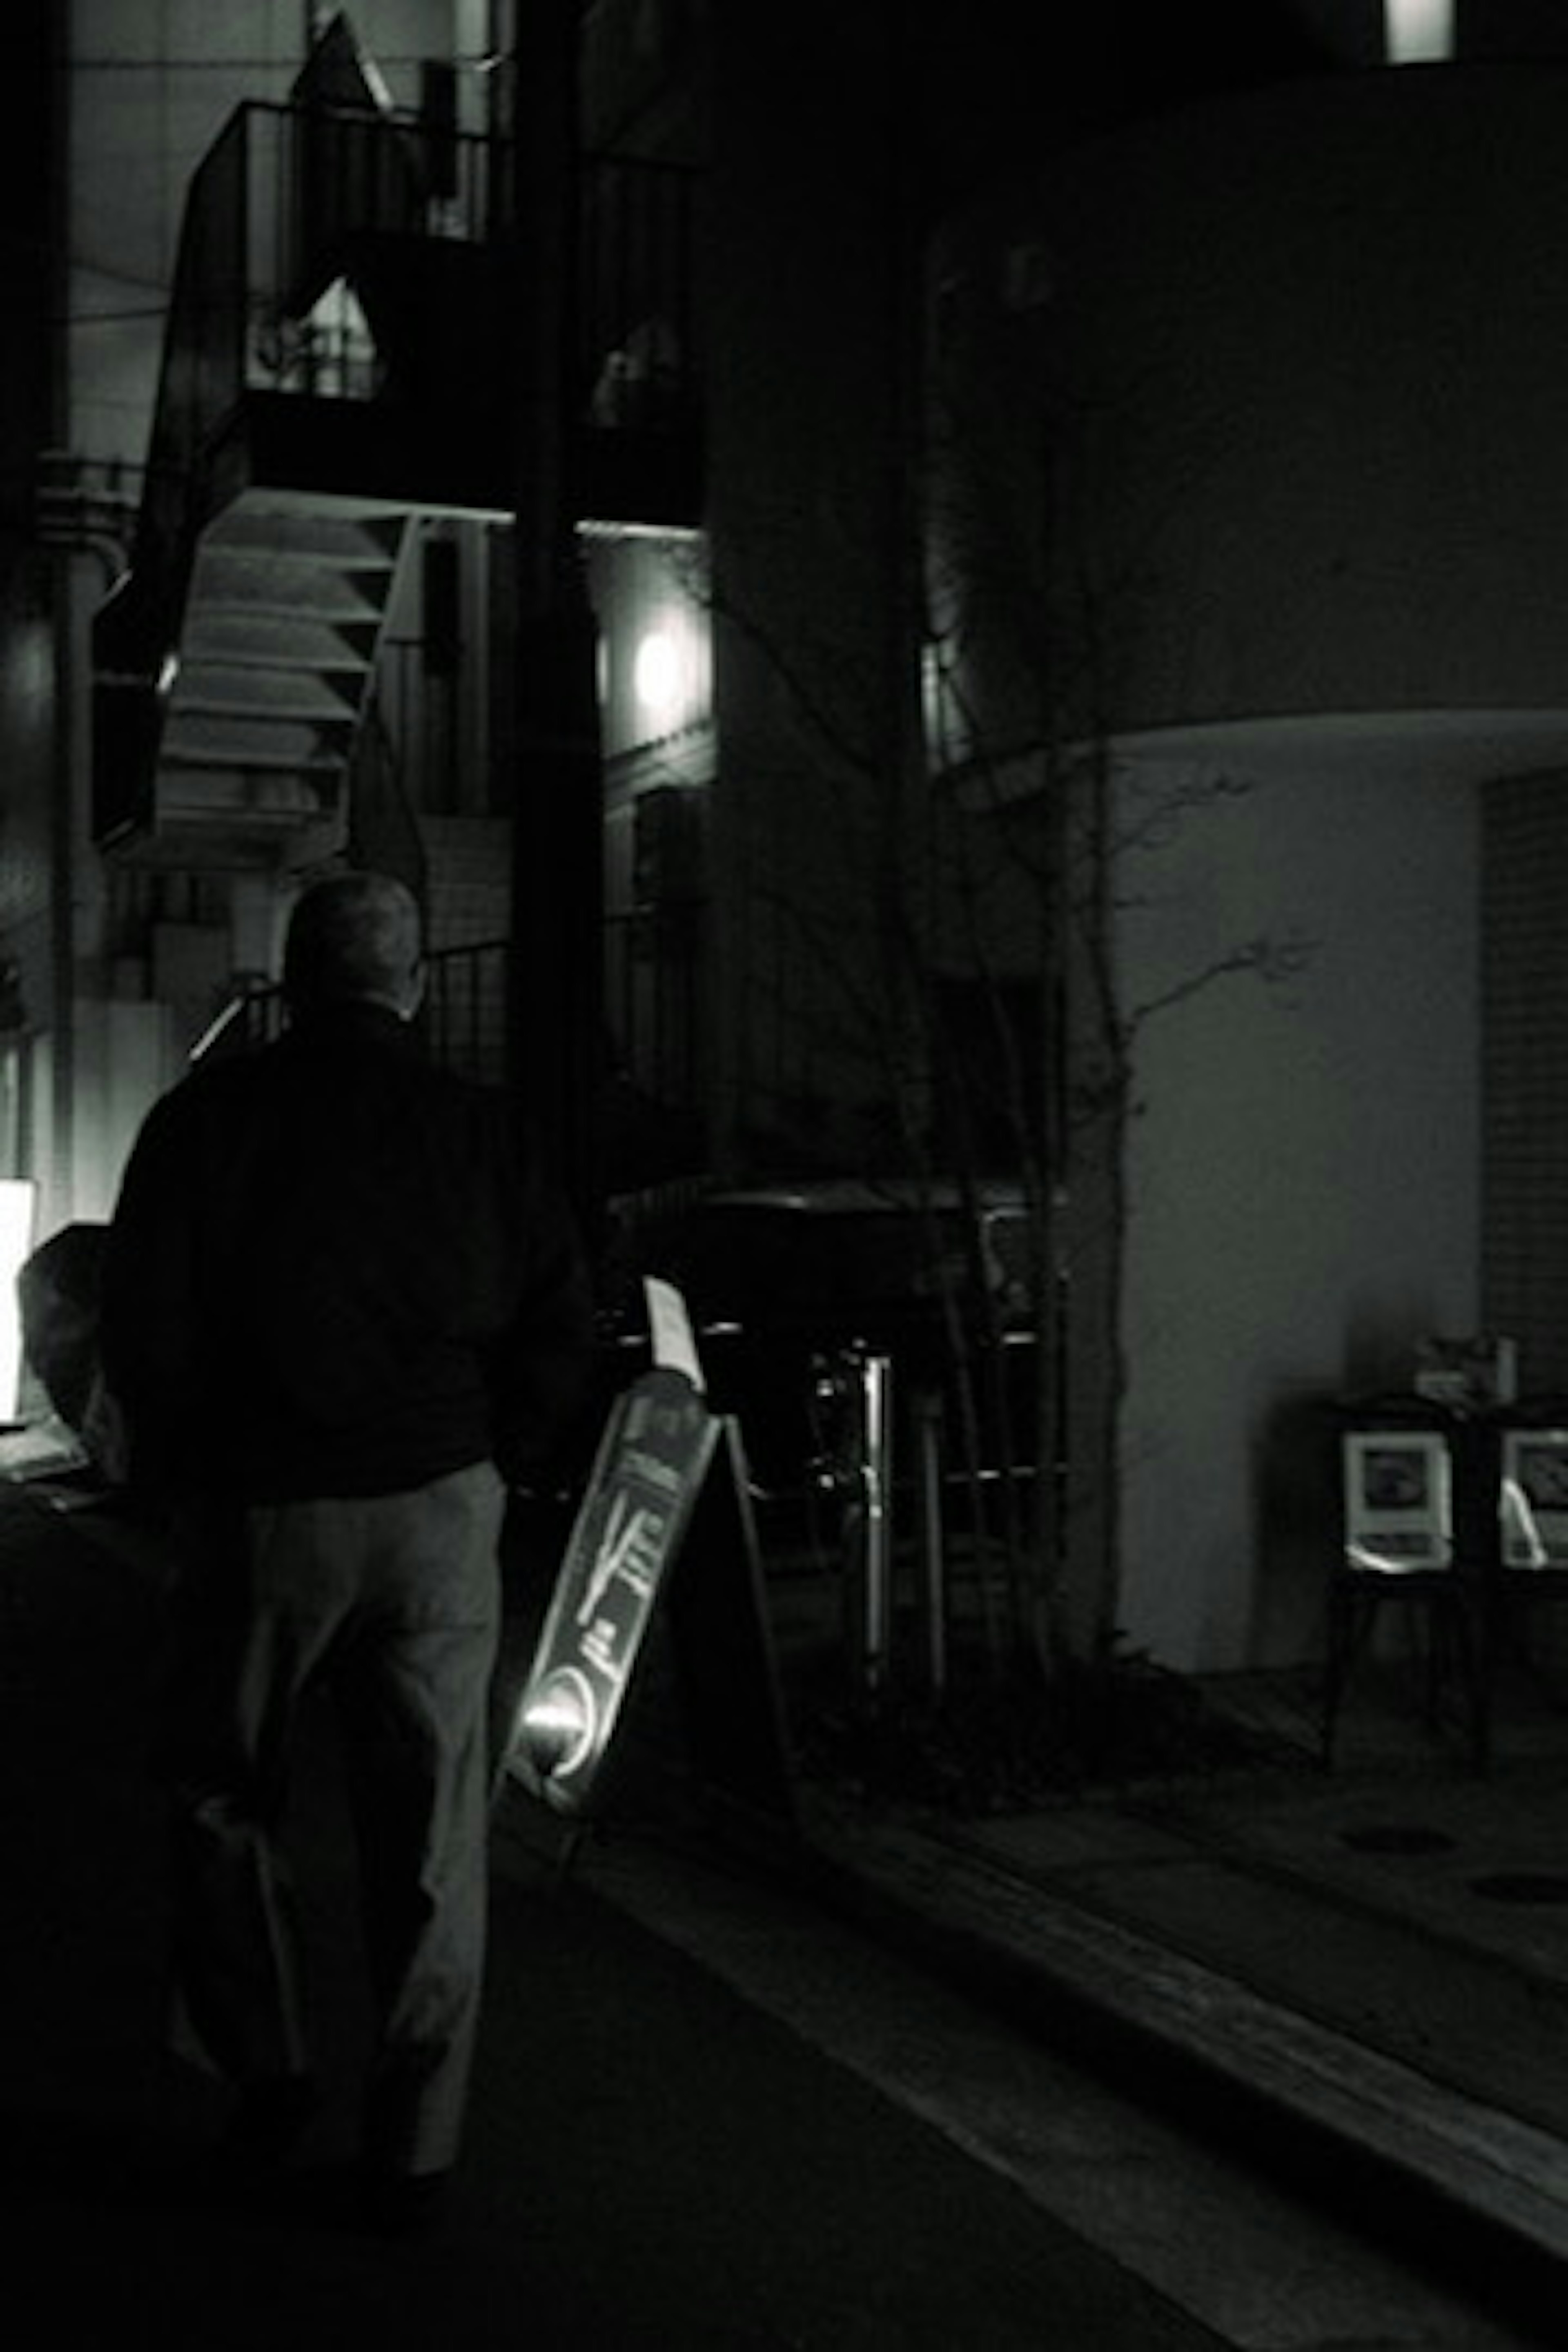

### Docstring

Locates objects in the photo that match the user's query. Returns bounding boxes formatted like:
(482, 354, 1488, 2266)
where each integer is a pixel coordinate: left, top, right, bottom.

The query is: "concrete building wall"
(67, 1, 303, 468)
(928, 56, 1568, 1673)
(704, 4, 913, 1171)
(1116, 758, 1479, 1670)
(1480, 773, 1568, 1395)
(73, 998, 176, 1225)
(1022, 66, 1568, 739)
(0, 4, 67, 1230)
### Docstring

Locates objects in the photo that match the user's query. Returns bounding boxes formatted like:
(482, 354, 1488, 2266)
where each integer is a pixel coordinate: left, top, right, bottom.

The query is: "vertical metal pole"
(46, 0, 74, 1232)
(859, 1352, 894, 1698)
(506, 0, 604, 1237)
(913, 1383, 947, 1695)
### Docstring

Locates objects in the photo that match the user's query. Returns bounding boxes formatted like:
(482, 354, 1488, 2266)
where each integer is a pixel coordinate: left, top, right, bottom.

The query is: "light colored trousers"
(163, 1462, 504, 2177)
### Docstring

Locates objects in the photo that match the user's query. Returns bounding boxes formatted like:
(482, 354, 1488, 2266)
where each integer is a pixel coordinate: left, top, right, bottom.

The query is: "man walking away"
(100, 871, 594, 2233)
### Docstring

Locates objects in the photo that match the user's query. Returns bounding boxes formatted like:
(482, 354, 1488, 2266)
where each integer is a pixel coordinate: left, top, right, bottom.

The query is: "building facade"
(931, 1, 1568, 1664)
(8, 0, 1568, 1671)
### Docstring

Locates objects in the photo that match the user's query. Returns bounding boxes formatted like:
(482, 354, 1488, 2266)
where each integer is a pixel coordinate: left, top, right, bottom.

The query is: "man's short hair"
(284, 872, 423, 1013)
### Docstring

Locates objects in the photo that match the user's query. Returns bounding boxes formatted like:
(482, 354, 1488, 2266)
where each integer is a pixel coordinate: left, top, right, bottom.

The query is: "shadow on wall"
(1339, 1292, 1447, 1403)
(1250, 1382, 1340, 1667)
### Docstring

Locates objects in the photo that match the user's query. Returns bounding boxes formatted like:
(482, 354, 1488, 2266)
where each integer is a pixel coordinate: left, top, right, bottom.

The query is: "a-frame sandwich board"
(496, 1331, 796, 1849)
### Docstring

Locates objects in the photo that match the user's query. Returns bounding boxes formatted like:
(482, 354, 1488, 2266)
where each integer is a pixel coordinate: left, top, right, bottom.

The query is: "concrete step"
(799, 1800, 1568, 2309)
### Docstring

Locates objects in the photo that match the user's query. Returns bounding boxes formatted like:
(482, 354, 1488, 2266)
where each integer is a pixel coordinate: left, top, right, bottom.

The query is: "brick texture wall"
(1482, 772, 1568, 1395)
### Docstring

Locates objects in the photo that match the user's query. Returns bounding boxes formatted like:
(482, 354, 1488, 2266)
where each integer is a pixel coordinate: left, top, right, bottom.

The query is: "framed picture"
(1342, 1430, 1452, 1573)
(1499, 1430, 1568, 1570)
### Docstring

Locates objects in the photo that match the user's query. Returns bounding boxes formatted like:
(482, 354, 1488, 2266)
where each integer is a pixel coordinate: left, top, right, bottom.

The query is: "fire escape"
(91, 38, 701, 897)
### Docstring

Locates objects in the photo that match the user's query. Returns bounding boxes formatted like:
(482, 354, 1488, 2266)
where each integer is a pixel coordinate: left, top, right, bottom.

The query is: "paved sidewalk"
(520, 1524, 1568, 2332)
(793, 1658, 1568, 2331)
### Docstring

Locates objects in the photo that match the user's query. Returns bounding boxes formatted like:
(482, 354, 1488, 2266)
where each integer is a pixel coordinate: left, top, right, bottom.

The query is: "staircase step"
(164, 710, 354, 768)
(139, 483, 411, 865)
(205, 502, 403, 568)
(174, 663, 361, 721)
(182, 608, 378, 672)
(191, 548, 398, 622)
(158, 767, 336, 817)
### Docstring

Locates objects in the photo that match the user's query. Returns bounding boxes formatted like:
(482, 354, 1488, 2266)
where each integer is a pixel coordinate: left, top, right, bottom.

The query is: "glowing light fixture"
(1385, 0, 1453, 61)
(633, 628, 682, 717)
(0, 1180, 36, 1422)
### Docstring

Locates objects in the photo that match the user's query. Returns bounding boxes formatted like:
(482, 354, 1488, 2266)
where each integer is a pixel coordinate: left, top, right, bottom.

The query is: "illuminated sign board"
(1499, 1429, 1568, 1570)
(503, 1364, 719, 1816)
(500, 1275, 796, 1836)
(1342, 1429, 1452, 1573)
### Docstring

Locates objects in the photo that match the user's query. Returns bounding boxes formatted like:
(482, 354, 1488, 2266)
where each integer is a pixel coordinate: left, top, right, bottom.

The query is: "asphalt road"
(4, 1483, 1554, 2350)
(4, 1865, 1243, 2350)
(0, 1486, 1225, 2351)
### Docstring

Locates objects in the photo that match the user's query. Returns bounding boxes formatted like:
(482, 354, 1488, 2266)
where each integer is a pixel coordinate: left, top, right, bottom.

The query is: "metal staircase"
(94, 7, 700, 908)
(157, 497, 409, 860)
(90, 71, 510, 873)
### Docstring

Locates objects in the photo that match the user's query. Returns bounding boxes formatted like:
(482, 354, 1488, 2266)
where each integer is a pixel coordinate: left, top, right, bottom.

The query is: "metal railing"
(194, 936, 509, 1085)
(604, 902, 704, 1114)
(93, 98, 702, 850)
(124, 106, 702, 562)
(196, 907, 706, 1133)
(420, 938, 509, 1085)
(345, 660, 432, 908)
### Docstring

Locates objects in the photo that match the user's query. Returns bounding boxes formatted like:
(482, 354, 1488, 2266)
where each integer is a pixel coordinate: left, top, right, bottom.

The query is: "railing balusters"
(199, 920, 703, 1123)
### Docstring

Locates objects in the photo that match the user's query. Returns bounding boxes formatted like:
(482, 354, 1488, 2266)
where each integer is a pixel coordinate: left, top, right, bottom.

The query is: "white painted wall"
(73, 999, 178, 1225)
(1114, 758, 1479, 1671)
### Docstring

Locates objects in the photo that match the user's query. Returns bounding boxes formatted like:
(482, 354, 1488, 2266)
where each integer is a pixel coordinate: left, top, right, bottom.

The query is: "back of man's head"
(283, 872, 423, 1018)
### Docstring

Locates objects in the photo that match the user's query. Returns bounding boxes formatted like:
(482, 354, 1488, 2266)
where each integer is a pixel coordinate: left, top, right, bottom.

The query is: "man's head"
(283, 871, 424, 1020)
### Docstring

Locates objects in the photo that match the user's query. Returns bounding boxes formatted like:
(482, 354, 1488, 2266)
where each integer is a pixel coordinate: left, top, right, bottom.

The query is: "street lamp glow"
(633, 628, 682, 717)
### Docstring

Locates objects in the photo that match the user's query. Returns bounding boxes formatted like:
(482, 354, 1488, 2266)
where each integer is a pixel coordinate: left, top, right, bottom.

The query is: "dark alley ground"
(2, 1461, 1567, 2345)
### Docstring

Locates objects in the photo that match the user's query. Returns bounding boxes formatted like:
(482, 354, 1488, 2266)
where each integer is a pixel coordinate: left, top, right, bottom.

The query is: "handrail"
(346, 650, 431, 913)
(191, 936, 512, 1074)
(193, 908, 706, 1132)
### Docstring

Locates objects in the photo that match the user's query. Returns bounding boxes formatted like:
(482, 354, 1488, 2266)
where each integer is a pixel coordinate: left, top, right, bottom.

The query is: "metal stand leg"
(837, 1348, 895, 1705)
(912, 1385, 946, 1697)
(1322, 1572, 1490, 1771)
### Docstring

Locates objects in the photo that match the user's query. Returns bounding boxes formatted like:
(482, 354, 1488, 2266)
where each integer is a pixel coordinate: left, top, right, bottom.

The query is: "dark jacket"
(100, 1004, 594, 1504)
